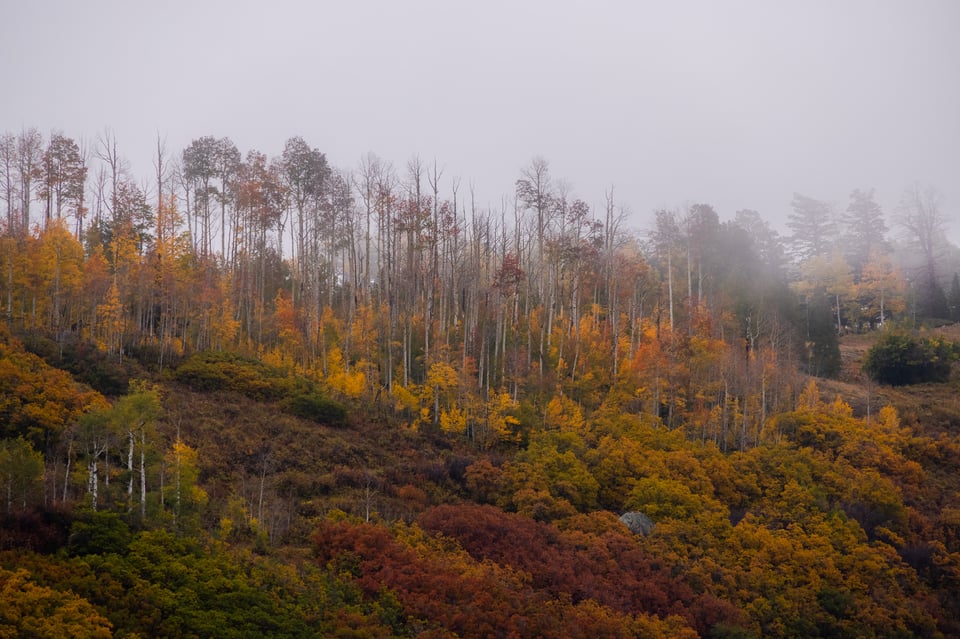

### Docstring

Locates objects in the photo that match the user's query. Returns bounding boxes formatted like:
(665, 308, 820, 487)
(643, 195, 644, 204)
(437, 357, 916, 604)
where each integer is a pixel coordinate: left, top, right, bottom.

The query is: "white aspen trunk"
(667, 252, 674, 333)
(759, 371, 767, 448)
(140, 429, 147, 521)
(89, 458, 98, 511)
(127, 430, 134, 510)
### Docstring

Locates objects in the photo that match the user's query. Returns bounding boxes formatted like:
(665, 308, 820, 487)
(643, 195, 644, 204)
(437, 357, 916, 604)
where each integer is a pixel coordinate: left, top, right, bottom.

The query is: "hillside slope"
(3, 330, 960, 637)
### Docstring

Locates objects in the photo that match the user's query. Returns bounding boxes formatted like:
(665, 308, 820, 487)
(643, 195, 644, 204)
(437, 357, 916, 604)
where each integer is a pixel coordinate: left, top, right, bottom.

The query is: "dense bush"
(173, 352, 301, 401)
(283, 392, 347, 426)
(21, 332, 131, 396)
(862, 332, 959, 385)
(0, 329, 108, 449)
(0, 507, 71, 553)
(173, 351, 349, 425)
(68, 510, 132, 556)
(314, 515, 713, 638)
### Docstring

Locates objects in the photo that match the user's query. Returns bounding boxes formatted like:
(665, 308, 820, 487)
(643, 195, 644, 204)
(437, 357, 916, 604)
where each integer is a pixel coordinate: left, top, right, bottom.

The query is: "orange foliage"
(314, 514, 711, 638)
(0, 325, 107, 447)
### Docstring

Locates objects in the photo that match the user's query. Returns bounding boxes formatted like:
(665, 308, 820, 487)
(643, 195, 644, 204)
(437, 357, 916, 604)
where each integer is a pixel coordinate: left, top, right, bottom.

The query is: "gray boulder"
(619, 511, 654, 536)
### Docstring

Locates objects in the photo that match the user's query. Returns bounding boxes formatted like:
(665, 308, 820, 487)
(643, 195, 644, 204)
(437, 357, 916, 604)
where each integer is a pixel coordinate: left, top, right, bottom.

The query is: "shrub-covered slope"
(3, 328, 960, 637)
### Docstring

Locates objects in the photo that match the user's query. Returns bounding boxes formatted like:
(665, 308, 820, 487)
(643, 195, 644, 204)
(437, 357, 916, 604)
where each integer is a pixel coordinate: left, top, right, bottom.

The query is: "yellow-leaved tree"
(858, 248, 905, 328)
(426, 360, 460, 427)
(95, 281, 123, 357)
(481, 388, 521, 448)
(0, 567, 112, 639)
(34, 221, 85, 335)
(165, 438, 208, 533)
(544, 393, 586, 434)
(325, 346, 366, 399)
(795, 252, 854, 334)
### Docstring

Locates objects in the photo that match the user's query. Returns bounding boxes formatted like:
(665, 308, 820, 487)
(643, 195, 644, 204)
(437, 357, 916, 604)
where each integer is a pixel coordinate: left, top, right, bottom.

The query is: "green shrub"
(68, 509, 132, 556)
(21, 332, 130, 396)
(283, 393, 347, 426)
(863, 332, 959, 386)
(173, 352, 300, 401)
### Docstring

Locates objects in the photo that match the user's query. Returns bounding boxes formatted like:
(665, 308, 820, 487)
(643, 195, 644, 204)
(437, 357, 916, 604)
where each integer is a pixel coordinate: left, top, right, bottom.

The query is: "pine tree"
(787, 193, 835, 262)
(844, 188, 887, 281)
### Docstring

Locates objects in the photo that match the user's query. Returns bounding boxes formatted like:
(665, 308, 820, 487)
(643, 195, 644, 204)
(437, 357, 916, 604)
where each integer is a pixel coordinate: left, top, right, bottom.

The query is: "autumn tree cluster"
(3, 127, 951, 449)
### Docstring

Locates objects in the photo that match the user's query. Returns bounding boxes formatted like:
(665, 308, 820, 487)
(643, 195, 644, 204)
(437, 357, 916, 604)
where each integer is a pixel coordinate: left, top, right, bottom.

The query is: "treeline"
(0, 128, 955, 448)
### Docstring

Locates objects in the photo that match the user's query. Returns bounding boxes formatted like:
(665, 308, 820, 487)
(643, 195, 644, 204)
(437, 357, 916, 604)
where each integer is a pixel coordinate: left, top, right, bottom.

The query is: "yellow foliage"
(490, 389, 520, 428)
(859, 248, 906, 320)
(326, 345, 345, 376)
(391, 383, 419, 413)
(544, 394, 586, 433)
(211, 293, 240, 350)
(440, 406, 467, 434)
(633, 613, 699, 639)
(426, 361, 459, 393)
(273, 289, 302, 358)
(95, 282, 123, 355)
(219, 516, 234, 539)
(324, 347, 368, 399)
(876, 405, 900, 433)
(0, 567, 112, 638)
(829, 395, 853, 418)
(341, 369, 366, 398)
(164, 439, 208, 530)
(797, 379, 820, 411)
(261, 348, 285, 368)
(626, 476, 706, 521)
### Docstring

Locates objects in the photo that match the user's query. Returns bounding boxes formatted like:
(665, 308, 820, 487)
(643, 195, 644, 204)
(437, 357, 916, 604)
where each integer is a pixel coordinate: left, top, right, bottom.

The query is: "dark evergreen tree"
(919, 273, 950, 321)
(800, 295, 842, 378)
(787, 193, 835, 262)
(734, 209, 788, 275)
(844, 188, 887, 281)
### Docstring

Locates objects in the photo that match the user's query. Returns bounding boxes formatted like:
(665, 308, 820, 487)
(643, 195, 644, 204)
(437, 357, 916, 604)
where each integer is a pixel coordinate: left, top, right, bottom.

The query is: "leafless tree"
(16, 128, 43, 235)
(897, 182, 950, 318)
(0, 133, 19, 234)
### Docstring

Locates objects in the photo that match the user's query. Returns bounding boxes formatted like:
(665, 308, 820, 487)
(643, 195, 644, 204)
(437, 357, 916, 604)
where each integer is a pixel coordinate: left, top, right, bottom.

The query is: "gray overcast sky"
(2, 0, 958, 237)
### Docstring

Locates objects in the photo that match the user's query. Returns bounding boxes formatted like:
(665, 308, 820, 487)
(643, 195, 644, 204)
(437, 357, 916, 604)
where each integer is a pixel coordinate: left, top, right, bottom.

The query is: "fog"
(2, 0, 958, 235)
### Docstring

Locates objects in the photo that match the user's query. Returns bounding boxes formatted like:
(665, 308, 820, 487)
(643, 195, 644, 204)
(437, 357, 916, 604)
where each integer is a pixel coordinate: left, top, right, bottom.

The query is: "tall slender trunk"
(127, 430, 134, 511)
(666, 252, 674, 333)
(89, 458, 98, 511)
(140, 429, 147, 521)
(62, 440, 72, 503)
